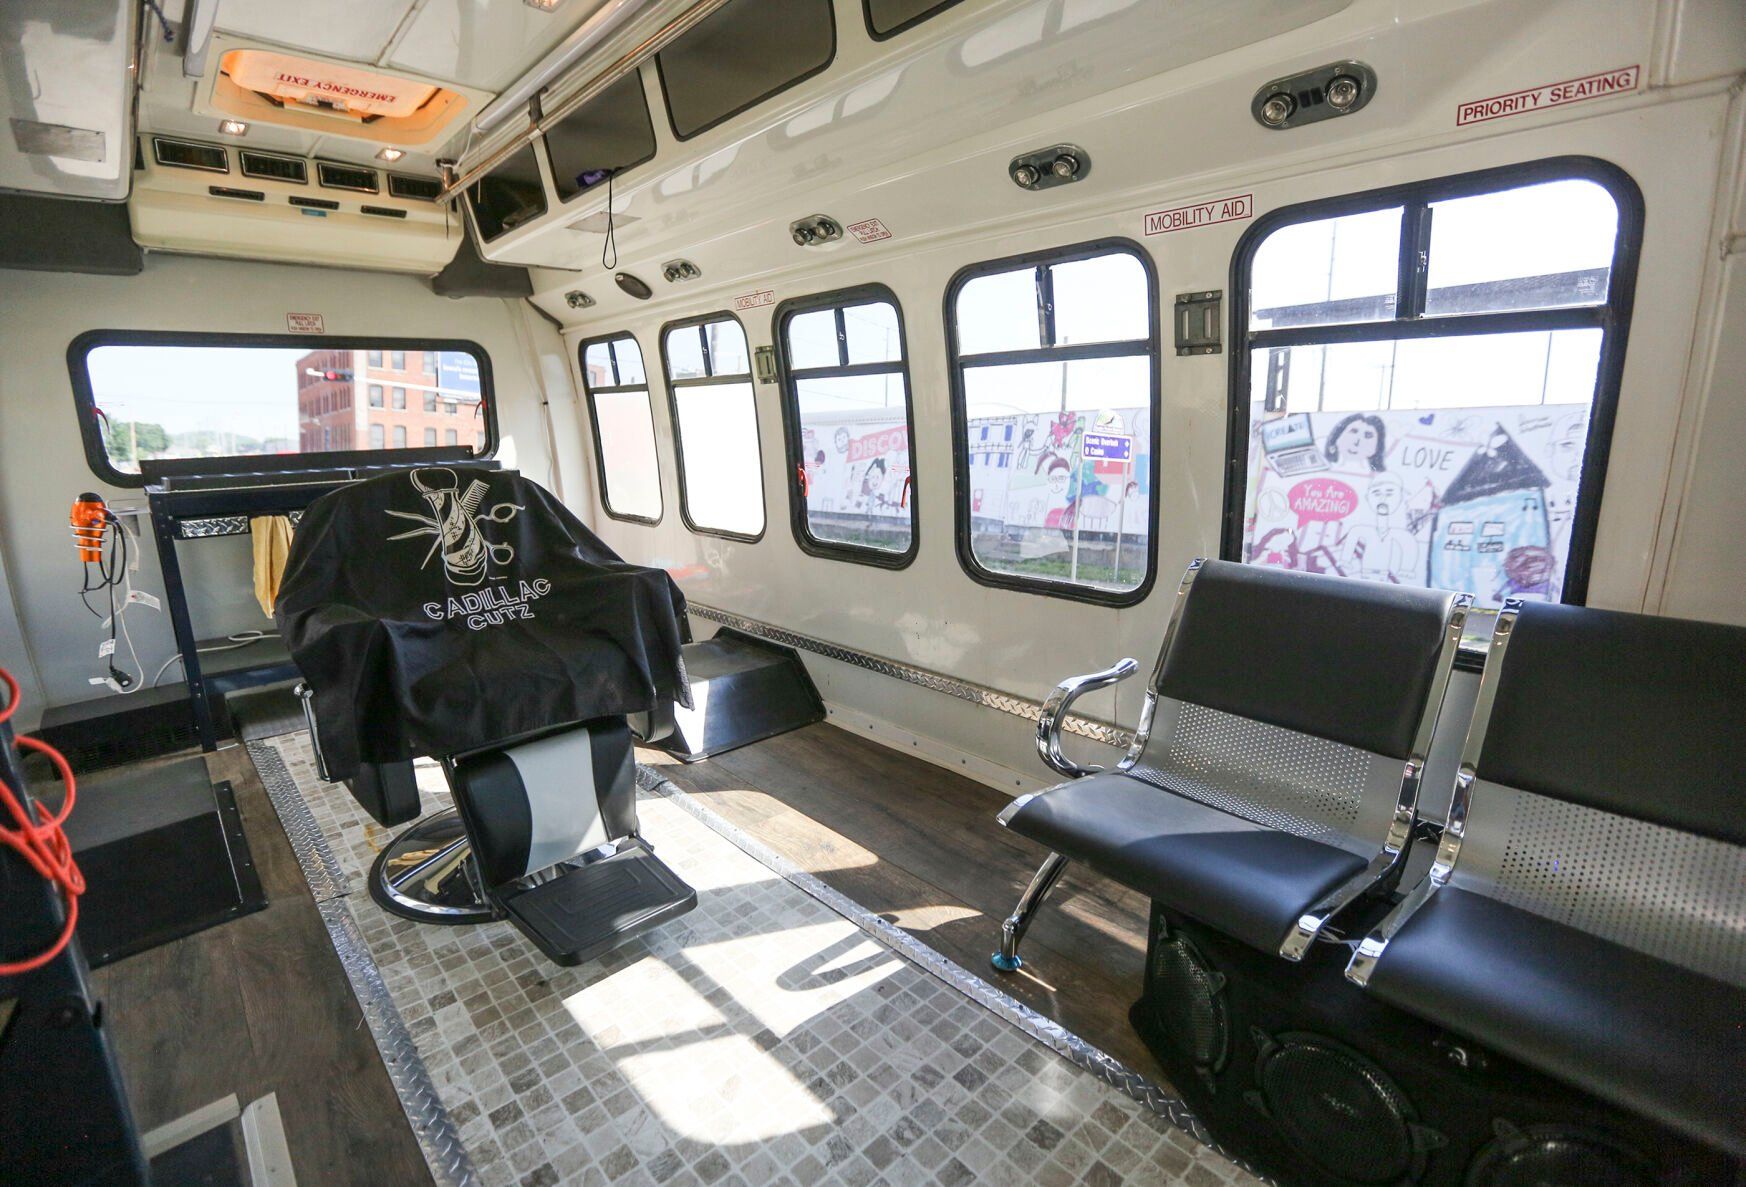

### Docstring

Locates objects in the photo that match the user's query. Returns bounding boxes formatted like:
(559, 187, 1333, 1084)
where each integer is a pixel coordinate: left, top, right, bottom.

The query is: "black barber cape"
(276, 466, 689, 780)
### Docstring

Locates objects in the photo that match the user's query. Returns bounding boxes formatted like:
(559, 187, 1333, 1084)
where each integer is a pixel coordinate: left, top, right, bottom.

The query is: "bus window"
(662, 314, 764, 539)
(1230, 162, 1640, 606)
(777, 288, 915, 565)
(580, 334, 663, 523)
(946, 241, 1158, 603)
(68, 333, 492, 487)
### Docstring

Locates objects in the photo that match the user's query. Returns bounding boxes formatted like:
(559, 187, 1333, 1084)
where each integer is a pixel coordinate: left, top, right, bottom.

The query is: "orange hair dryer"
(71, 493, 108, 562)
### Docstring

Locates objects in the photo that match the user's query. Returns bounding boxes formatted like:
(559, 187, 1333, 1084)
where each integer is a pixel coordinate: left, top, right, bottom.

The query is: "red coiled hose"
(0, 666, 85, 976)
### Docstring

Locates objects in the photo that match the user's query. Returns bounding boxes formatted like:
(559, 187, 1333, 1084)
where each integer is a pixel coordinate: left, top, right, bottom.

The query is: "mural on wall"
(1241, 405, 1589, 603)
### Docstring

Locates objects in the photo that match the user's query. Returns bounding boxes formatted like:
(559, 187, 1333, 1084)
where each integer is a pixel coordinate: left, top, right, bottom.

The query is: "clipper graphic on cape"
(387, 468, 524, 587)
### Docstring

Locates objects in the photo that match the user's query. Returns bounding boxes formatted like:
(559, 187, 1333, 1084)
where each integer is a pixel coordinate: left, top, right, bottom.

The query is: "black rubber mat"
(224, 681, 306, 742)
(149, 1119, 248, 1187)
(74, 771, 266, 969)
(499, 845, 696, 967)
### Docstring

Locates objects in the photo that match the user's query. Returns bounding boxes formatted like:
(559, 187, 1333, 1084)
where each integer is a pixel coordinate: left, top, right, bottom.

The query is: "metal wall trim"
(687, 603, 1135, 750)
(247, 740, 480, 1187)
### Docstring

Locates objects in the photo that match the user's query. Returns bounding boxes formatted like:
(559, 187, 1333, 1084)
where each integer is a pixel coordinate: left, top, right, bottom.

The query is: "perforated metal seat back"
(1448, 603, 1746, 988)
(1127, 698, 1407, 860)
(1449, 782, 1746, 988)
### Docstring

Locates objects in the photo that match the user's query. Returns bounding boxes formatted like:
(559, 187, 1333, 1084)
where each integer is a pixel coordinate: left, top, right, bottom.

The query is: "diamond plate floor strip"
(635, 761, 1269, 1183)
(248, 740, 481, 1187)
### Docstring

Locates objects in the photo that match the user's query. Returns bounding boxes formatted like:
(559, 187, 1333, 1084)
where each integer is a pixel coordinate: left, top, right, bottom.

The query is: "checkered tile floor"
(261, 734, 1262, 1187)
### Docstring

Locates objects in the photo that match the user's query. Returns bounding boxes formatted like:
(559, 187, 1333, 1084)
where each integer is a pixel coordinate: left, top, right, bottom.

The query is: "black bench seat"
(1004, 772, 1368, 955)
(1365, 886, 1746, 1158)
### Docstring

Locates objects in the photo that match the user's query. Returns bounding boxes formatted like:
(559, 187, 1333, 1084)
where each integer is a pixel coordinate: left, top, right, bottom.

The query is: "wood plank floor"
(639, 722, 1168, 1084)
(91, 745, 432, 1187)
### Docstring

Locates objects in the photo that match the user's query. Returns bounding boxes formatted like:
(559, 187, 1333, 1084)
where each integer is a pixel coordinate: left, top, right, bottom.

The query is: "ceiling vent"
(153, 138, 228, 174)
(238, 151, 307, 184)
(316, 161, 379, 194)
(387, 174, 443, 201)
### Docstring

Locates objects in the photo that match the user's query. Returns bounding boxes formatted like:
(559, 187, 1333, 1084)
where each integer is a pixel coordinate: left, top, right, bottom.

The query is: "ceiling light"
(377, 147, 405, 162)
(218, 119, 248, 136)
(524, 0, 561, 9)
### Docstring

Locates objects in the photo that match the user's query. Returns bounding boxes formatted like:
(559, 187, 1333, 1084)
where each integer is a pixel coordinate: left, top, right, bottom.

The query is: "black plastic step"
(496, 844, 696, 967)
(657, 628, 824, 762)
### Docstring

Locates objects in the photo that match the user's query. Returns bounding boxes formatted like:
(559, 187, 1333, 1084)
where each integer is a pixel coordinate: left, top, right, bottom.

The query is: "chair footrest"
(497, 844, 696, 967)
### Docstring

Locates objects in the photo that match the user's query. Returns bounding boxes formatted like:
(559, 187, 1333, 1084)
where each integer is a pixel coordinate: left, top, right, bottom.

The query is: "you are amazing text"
(424, 580, 552, 631)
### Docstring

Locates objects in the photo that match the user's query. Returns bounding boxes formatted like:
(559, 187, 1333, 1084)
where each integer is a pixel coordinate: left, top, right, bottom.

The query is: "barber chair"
(298, 691, 693, 964)
(280, 466, 695, 966)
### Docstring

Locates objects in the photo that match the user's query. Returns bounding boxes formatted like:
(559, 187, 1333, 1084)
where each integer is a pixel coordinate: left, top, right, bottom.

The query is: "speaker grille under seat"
(1249, 1030, 1441, 1185)
(1145, 919, 1228, 1086)
(1466, 1121, 1655, 1187)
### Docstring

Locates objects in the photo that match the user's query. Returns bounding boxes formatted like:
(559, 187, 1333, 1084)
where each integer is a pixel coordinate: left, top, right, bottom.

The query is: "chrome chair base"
(990, 851, 1070, 974)
(368, 807, 500, 925)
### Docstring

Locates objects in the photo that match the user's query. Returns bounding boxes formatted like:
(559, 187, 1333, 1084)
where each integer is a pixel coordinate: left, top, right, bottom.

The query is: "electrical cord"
(76, 509, 145, 693)
(0, 666, 85, 977)
(152, 630, 272, 688)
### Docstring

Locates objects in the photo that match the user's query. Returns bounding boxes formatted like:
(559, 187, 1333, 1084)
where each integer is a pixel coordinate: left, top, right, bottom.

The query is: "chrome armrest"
(1344, 871, 1442, 987)
(1035, 658, 1138, 779)
(294, 681, 336, 783)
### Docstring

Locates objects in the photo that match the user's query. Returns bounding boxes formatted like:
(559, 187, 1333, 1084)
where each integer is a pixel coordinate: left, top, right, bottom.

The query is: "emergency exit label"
(286, 312, 325, 333)
(1457, 65, 1640, 126)
(1144, 194, 1253, 236)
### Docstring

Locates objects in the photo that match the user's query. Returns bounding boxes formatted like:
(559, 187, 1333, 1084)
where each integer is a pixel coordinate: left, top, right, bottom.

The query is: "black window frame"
(1221, 156, 1644, 607)
(654, 0, 838, 142)
(578, 331, 664, 527)
(943, 237, 1163, 607)
(659, 311, 766, 542)
(67, 330, 498, 489)
(773, 284, 919, 569)
(864, 0, 966, 40)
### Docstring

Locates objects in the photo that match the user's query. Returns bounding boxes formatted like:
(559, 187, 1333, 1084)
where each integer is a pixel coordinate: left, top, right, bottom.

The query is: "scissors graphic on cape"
(386, 468, 524, 587)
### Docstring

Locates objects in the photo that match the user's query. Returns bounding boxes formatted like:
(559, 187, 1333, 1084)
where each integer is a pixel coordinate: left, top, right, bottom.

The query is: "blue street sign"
(1083, 432, 1133, 461)
(438, 353, 482, 398)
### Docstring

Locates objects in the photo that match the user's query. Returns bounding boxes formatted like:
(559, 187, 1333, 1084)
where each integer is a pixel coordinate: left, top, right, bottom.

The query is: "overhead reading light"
(376, 147, 406, 162)
(524, 0, 563, 9)
(218, 119, 248, 136)
(1252, 62, 1377, 131)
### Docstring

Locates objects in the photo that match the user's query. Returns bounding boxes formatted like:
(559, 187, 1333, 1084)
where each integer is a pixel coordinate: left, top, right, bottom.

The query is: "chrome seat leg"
(991, 852, 1069, 973)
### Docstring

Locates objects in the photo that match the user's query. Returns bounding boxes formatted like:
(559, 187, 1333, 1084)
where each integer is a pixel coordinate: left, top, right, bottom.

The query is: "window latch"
(899, 475, 911, 508)
(796, 463, 809, 497)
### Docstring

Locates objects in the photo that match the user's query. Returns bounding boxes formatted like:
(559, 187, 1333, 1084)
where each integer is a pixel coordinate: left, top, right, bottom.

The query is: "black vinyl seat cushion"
(1363, 887, 1746, 1158)
(1005, 772, 1367, 955)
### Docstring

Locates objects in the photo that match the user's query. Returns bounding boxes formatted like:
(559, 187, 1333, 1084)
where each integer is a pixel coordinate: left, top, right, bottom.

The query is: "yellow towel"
(250, 515, 295, 617)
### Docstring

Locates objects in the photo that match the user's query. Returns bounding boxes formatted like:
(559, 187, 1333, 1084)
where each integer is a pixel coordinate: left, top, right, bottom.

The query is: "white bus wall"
(546, 38, 1746, 789)
(0, 254, 568, 723)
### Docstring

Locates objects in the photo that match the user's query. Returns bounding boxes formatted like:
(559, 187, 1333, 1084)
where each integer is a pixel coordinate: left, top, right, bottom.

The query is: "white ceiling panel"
(213, 0, 421, 64)
(388, 0, 614, 92)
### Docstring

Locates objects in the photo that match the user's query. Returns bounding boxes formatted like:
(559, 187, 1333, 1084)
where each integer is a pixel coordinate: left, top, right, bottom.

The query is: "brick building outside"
(295, 347, 486, 456)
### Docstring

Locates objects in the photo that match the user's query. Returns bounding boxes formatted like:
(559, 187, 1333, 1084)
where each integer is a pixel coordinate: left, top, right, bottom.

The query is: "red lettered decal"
(1144, 194, 1253, 236)
(1457, 66, 1640, 126)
